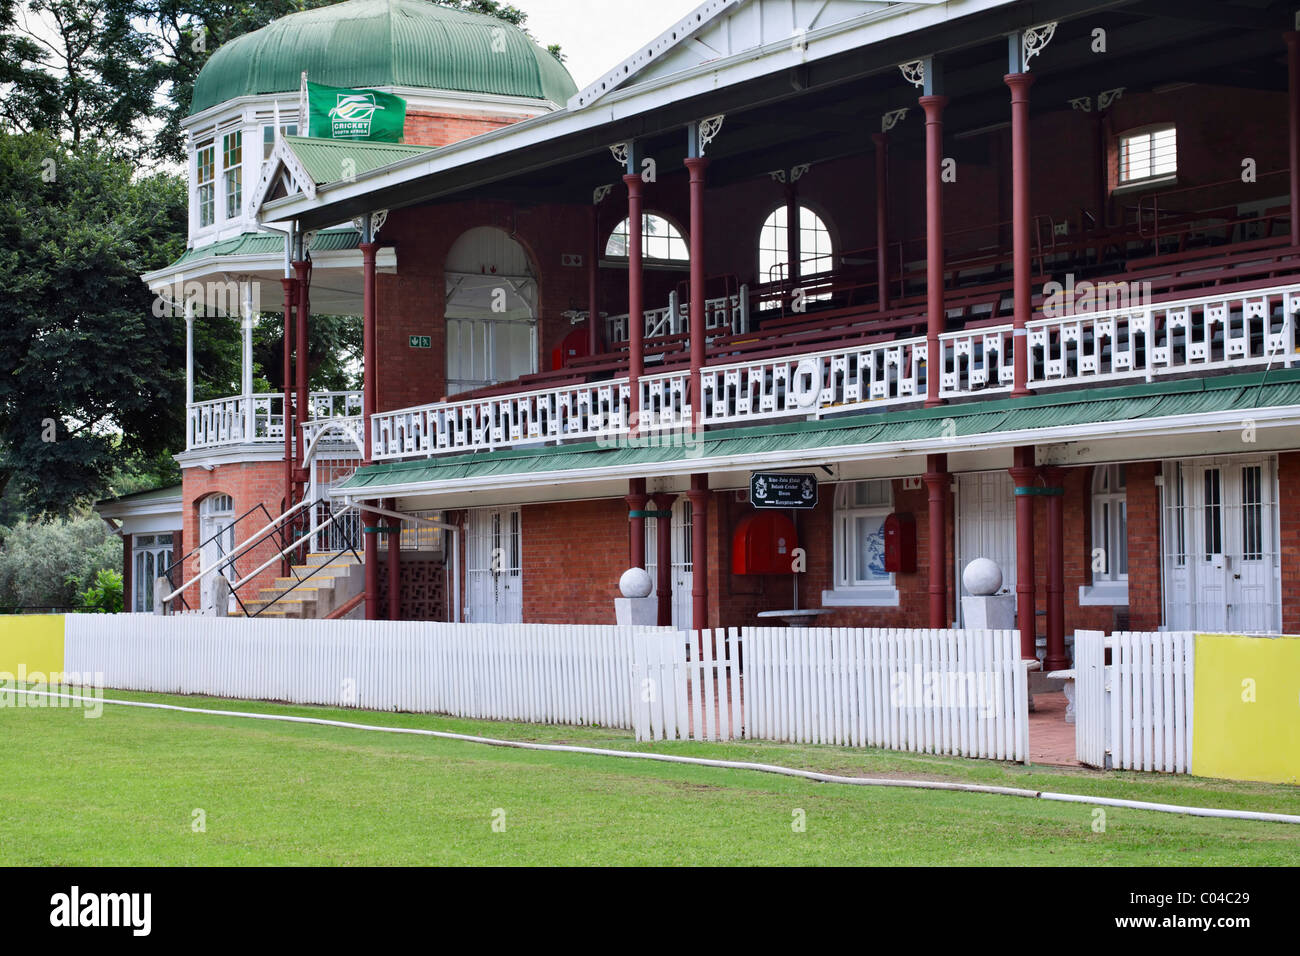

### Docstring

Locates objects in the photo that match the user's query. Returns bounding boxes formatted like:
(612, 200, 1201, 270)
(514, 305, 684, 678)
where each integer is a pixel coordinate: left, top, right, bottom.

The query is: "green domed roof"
(190, 0, 576, 115)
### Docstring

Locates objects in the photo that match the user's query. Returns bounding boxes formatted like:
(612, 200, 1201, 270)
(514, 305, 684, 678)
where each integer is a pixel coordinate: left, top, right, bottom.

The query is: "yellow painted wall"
(1193, 633, 1300, 785)
(0, 615, 66, 677)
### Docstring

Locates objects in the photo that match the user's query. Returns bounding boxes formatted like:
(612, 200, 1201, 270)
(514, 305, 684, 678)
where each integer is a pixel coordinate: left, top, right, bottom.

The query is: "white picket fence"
(64, 615, 667, 730)
(1073, 630, 1195, 773)
(65, 616, 1034, 762)
(631, 628, 743, 742)
(742, 627, 1029, 760)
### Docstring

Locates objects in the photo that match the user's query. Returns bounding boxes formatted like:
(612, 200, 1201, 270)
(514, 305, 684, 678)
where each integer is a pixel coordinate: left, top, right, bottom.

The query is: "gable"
(569, 0, 950, 111)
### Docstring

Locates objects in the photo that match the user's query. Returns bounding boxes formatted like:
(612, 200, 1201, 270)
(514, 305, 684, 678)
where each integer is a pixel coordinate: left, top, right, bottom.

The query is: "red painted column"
(687, 474, 709, 633)
(1006, 72, 1035, 397)
(1287, 33, 1300, 246)
(924, 454, 949, 628)
(626, 478, 648, 570)
(588, 204, 603, 356)
(1042, 466, 1068, 671)
(387, 499, 401, 622)
(360, 241, 379, 620)
(685, 156, 709, 428)
(920, 95, 948, 408)
(653, 493, 676, 627)
(1009, 446, 1039, 660)
(785, 183, 801, 308)
(122, 533, 134, 612)
(872, 131, 891, 312)
(281, 276, 296, 515)
(623, 173, 644, 432)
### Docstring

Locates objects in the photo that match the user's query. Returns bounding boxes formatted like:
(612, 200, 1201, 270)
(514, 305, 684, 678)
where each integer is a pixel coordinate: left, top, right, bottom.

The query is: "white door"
(644, 498, 694, 629)
(1161, 456, 1280, 633)
(308, 452, 362, 553)
(465, 506, 523, 623)
(199, 494, 236, 611)
(955, 471, 1017, 625)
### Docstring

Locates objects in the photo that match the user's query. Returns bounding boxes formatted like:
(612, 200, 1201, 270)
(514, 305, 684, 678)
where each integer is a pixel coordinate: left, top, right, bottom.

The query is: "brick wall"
(1280, 452, 1300, 634)
(521, 498, 628, 624)
(180, 461, 289, 612)
(1125, 461, 1163, 632)
(403, 110, 527, 148)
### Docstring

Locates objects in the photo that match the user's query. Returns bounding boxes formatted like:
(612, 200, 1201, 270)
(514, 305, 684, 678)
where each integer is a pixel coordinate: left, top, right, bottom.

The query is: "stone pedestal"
(615, 596, 658, 626)
(960, 593, 1015, 630)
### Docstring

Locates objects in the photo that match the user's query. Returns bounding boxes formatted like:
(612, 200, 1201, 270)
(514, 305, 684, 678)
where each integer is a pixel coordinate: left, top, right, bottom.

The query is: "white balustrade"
(938, 326, 1015, 399)
(605, 287, 748, 344)
(372, 379, 632, 460)
(187, 390, 361, 450)
(700, 336, 927, 426)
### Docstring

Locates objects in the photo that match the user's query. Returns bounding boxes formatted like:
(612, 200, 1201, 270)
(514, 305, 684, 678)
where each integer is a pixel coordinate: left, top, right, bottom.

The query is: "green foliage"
(77, 567, 124, 613)
(0, 131, 189, 515)
(0, 512, 121, 610)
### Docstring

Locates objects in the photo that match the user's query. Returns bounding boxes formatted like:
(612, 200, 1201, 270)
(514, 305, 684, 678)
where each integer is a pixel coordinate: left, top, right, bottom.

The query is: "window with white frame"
(133, 533, 174, 613)
(605, 213, 689, 262)
(196, 140, 216, 227)
(825, 480, 898, 606)
(223, 131, 242, 219)
(1117, 126, 1176, 186)
(1091, 464, 1128, 581)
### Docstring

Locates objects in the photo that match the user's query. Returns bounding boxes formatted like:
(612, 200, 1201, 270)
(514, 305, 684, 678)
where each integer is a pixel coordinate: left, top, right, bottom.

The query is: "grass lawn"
(1, 687, 1297, 865)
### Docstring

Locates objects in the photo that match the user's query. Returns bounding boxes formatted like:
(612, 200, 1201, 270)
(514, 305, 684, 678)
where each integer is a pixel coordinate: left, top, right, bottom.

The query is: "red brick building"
(148, 0, 1300, 663)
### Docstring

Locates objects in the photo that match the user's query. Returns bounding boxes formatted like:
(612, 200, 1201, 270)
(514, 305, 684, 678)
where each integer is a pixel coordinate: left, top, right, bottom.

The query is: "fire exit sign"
(408, 335, 431, 349)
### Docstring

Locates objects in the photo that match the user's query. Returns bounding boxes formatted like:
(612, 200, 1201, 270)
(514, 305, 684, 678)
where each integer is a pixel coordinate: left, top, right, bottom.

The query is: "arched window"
(605, 213, 689, 262)
(758, 205, 832, 284)
(1092, 464, 1128, 582)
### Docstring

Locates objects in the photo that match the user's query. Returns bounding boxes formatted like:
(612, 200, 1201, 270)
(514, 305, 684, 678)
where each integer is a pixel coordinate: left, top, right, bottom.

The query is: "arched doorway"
(444, 226, 538, 396)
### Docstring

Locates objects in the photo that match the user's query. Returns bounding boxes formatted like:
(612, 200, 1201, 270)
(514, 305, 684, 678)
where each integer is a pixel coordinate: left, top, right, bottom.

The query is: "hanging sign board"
(750, 472, 818, 510)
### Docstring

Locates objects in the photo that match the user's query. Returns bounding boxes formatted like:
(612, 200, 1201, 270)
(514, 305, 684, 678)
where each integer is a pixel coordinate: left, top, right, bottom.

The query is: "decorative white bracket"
(353, 210, 388, 238)
(881, 107, 910, 132)
(769, 170, 787, 184)
(1069, 96, 1092, 113)
(610, 143, 630, 166)
(899, 60, 926, 89)
(1021, 22, 1057, 72)
(1098, 87, 1125, 111)
(697, 115, 725, 154)
(790, 163, 810, 183)
(593, 184, 613, 204)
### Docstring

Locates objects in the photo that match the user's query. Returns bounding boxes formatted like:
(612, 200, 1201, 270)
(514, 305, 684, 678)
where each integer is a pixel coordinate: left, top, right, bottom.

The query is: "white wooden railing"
(605, 287, 749, 343)
(187, 390, 362, 451)
(363, 282, 1297, 462)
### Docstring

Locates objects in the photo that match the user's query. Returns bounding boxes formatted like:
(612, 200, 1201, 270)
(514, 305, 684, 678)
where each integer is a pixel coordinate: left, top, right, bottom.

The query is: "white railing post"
(241, 282, 255, 441)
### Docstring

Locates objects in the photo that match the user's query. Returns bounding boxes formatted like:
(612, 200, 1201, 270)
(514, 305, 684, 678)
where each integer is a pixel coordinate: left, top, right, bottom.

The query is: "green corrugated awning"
(160, 226, 362, 271)
(338, 368, 1300, 494)
(283, 136, 436, 186)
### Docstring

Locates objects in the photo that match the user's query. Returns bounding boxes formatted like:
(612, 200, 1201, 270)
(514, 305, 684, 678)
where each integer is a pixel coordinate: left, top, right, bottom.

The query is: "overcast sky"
(511, 0, 706, 90)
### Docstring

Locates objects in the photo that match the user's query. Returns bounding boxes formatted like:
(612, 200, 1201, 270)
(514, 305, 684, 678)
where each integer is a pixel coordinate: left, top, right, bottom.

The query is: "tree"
(0, 132, 191, 515)
(0, 512, 121, 611)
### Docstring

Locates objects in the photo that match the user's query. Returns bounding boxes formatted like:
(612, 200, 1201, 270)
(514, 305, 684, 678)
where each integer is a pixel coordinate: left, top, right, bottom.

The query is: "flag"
(306, 80, 407, 143)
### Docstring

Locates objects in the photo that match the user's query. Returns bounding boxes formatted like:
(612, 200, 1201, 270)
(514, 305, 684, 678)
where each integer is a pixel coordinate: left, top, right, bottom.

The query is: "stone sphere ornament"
(619, 567, 654, 598)
(962, 558, 1003, 596)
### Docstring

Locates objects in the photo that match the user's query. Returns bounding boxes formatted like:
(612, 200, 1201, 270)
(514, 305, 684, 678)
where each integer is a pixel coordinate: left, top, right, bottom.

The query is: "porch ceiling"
(261, 0, 1291, 222)
(336, 368, 1300, 502)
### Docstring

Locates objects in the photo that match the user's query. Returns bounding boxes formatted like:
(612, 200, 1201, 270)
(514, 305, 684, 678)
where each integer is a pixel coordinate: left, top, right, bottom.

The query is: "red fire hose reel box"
(732, 512, 799, 575)
(883, 512, 917, 574)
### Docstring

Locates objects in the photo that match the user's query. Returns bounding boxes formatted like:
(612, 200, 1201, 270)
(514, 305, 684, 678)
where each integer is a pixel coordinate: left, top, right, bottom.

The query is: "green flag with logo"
(307, 81, 406, 142)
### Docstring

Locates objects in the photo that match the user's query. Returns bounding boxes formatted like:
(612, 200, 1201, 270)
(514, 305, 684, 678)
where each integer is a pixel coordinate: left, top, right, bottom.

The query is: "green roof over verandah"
(338, 368, 1300, 494)
(282, 136, 436, 186)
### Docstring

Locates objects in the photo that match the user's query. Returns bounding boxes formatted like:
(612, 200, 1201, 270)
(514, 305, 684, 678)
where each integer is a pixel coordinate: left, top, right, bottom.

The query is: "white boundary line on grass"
(15, 688, 1300, 826)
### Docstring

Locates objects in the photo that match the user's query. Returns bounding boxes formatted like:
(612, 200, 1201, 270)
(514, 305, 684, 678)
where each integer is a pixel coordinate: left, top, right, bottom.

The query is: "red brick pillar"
(920, 94, 947, 408)
(1125, 462, 1163, 631)
(1009, 446, 1039, 660)
(924, 454, 949, 628)
(1279, 453, 1300, 633)
(1042, 466, 1068, 670)
(1005, 72, 1035, 398)
(653, 493, 676, 627)
(687, 474, 710, 633)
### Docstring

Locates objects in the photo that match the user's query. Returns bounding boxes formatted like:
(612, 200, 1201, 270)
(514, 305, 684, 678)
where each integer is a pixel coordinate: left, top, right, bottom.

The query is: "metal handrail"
(249, 505, 364, 618)
(163, 496, 315, 604)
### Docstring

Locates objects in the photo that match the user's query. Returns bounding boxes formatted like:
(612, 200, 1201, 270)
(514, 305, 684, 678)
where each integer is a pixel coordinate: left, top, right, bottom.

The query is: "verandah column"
(924, 453, 949, 628)
(588, 199, 603, 356)
(281, 264, 296, 516)
(623, 166, 646, 569)
(920, 92, 947, 408)
(241, 282, 255, 440)
(1009, 446, 1039, 660)
(872, 129, 891, 312)
(360, 234, 380, 620)
(1006, 71, 1035, 397)
(687, 474, 709, 634)
(1287, 30, 1300, 246)
(293, 254, 311, 504)
(685, 154, 709, 426)
(784, 181, 800, 309)
(1042, 466, 1068, 671)
(387, 499, 401, 622)
(626, 479, 648, 570)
